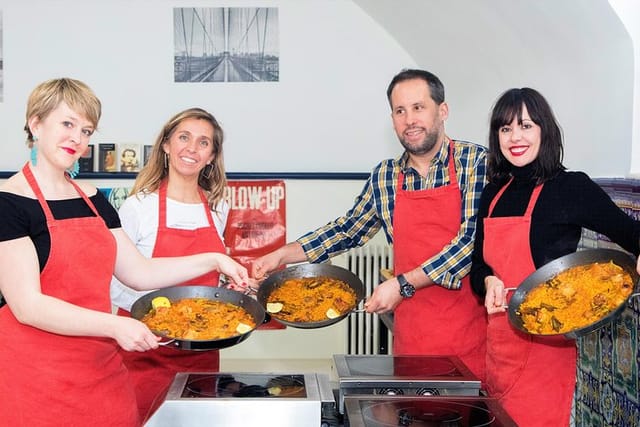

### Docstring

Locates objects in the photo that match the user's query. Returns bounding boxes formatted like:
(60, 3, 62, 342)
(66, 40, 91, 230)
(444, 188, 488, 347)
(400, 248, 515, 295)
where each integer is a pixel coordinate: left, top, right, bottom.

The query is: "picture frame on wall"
(78, 144, 95, 172)
(143, 144, 153, 167)
(119, 143, 141, 172)
(98, 143, 117, 172)
(173, 7, 279, 83)
(99, 187, 131, 211)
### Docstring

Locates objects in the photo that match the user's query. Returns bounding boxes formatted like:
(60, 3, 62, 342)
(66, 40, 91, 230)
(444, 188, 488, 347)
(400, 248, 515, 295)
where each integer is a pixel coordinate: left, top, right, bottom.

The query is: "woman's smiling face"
(29, 101, 95, 171)
(163, 118, 215, 177)
(498, 104, 541, 167)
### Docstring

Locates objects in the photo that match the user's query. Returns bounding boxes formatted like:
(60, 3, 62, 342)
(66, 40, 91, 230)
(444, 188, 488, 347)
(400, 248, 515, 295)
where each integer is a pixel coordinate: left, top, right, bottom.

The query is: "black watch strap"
(398, 274, 416, 298)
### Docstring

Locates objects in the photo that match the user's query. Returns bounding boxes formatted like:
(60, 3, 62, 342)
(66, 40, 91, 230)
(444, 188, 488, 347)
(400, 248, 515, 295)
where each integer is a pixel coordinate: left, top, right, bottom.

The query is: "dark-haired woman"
(470, 87, 640, 426)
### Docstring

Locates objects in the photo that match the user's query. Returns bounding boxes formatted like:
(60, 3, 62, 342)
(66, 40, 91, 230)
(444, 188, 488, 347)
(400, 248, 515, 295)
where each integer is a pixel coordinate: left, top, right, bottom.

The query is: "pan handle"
(244, 286, 259, 295)
(220, 274, 259, 295)
(158, 339, 177, 347)
(501, 288, 518, 309)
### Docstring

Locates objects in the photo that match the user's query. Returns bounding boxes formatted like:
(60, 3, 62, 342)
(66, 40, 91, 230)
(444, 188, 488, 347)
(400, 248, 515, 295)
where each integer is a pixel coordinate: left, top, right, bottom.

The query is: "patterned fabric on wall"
(575, 178, 640, 427)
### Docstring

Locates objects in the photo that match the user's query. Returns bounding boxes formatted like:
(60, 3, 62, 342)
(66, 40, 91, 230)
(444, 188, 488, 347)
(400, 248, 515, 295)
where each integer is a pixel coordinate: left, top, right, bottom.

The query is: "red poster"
(224, 180, 286, 329)
(224, 180, 286, 267)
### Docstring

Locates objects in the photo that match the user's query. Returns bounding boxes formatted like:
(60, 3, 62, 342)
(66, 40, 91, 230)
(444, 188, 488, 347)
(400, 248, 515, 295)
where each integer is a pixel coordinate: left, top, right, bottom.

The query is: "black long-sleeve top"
(470, 165, 640, 297)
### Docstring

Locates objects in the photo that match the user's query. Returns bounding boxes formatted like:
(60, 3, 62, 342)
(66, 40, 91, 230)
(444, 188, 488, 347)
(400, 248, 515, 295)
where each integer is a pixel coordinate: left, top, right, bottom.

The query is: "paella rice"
(266, 276, 357, 322)
(517, 261, 634, 334)
(141, 297, 256, 340)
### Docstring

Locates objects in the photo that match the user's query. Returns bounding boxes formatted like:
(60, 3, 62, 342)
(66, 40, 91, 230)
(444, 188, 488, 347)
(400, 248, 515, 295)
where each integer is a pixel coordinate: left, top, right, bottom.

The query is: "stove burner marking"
(415, 388, 440, 396)
(361, 401, 498, 426)
(181, 374, 306, 398)
(376, 387, 405, 396)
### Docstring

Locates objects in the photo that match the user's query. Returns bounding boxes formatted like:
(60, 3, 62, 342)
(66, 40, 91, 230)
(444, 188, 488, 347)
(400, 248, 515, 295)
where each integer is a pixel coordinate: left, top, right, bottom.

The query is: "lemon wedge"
(268, 386, 282, 396)
(236, 323, 252, 334)
(151, 296, 171, 309)
(266, 302, 284, 313)
(326, 308, 341, 319)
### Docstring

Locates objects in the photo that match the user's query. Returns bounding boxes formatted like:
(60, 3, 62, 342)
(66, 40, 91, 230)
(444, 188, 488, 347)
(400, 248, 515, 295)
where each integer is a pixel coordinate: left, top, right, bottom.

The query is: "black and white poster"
(173, 7, 279, 83)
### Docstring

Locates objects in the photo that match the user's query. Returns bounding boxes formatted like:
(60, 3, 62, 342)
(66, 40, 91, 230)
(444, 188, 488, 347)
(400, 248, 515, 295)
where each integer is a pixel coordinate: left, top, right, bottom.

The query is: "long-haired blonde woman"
(110, 107, 232, 421)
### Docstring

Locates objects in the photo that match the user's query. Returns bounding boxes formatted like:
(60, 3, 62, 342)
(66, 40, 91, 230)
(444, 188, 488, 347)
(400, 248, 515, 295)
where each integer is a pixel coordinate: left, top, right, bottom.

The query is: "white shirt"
(110, 191, 229, 311)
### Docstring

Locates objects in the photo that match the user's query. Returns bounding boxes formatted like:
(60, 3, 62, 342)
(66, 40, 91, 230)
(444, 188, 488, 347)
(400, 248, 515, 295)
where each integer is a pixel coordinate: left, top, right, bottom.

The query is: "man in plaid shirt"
(252, 69, 488, 382)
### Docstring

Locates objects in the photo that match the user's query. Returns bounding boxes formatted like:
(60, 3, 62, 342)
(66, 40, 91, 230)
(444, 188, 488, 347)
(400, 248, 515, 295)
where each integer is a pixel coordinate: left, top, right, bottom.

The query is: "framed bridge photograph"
(173, 7, 279, 83)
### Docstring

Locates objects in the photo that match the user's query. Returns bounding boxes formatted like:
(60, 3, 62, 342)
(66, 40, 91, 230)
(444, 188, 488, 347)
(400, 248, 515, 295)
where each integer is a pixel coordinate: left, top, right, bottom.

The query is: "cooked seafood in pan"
(266, 276, 357, 323)
(517, 261, 633, 335)
(141, 297, 256, 340)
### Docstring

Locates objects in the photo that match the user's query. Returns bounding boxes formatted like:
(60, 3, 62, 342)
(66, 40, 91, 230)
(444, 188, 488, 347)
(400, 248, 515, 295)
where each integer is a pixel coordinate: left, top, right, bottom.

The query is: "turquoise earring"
(67, 161, 80, 178)
(30, 145, 38, 166)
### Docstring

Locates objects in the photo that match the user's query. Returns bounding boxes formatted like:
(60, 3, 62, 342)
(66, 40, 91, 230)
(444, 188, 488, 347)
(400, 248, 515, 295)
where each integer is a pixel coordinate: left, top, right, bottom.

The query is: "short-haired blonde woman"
(0, 79, 247, 427)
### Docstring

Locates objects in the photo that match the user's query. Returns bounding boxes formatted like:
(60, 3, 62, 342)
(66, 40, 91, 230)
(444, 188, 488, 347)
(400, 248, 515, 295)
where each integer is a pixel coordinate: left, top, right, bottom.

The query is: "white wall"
(4, 1, 635, 178)
(354, 0, 635, 178)
(609, 0, 640, 176)
(0, 0, 411, 173)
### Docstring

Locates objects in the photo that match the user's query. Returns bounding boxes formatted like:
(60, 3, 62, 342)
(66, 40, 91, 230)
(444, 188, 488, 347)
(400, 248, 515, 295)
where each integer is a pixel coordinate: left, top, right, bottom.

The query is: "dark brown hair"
(487, 87, 565, 185)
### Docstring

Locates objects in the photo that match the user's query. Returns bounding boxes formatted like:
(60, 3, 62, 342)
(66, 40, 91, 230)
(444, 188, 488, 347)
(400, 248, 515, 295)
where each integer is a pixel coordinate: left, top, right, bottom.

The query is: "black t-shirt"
(470, 169, 640, 297)
(0, 190, 121, 271)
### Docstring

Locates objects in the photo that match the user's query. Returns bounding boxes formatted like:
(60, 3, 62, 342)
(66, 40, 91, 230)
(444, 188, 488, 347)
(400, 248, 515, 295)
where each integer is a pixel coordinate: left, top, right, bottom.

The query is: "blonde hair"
(131, 108, 227, 211)
(24, 78, 101, 147)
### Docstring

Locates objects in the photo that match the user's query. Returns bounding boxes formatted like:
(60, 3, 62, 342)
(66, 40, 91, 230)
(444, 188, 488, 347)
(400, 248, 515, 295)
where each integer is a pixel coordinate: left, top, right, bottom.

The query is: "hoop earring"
(202, 163, 213, 179)
(164, 153, 168, 169)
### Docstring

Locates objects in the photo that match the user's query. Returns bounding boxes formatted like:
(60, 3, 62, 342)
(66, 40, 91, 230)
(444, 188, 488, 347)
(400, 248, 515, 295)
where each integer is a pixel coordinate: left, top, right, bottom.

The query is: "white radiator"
(334, 244, 393, 355)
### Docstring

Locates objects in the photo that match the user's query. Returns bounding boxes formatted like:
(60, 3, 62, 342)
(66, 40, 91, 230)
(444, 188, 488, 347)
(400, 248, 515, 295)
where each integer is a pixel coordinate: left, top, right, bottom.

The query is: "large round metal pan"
(256, 263, 366, 329)
(130, 285, 266, 351)
(508, 248, 639, 339)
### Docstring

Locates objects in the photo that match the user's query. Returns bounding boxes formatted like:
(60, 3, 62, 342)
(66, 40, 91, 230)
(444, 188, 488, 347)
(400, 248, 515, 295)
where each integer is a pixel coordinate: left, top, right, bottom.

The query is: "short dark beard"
(399, 127, 439, 155)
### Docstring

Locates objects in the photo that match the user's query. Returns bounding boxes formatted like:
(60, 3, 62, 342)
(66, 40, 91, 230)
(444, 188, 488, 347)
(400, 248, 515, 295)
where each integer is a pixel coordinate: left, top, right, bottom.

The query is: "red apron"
(118, 180, 225, 421)
(0, 164, 139, 426)
(483, 179, 575, 426)
(392, 142, 487, 383)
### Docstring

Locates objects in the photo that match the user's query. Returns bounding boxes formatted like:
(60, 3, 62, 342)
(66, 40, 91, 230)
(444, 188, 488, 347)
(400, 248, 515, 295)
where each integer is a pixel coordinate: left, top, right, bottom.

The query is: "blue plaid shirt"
(298, 138, 488, 289)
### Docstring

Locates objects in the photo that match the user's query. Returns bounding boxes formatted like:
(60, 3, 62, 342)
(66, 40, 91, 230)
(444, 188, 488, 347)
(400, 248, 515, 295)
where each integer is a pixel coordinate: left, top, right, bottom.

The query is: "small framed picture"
(78, 144, 95, 172)
(143, 144, 154, 167)
(119, 143, 141, 172)
(98, 143, 117, 172)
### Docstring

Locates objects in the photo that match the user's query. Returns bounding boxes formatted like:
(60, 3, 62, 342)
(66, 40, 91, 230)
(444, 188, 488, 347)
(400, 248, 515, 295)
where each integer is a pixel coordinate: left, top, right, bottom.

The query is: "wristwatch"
(397, 274, 416, 298)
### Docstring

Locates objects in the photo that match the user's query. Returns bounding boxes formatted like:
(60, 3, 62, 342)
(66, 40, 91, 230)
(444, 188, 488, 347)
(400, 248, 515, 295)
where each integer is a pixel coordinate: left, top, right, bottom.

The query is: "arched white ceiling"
(353, 0, 634, 177)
